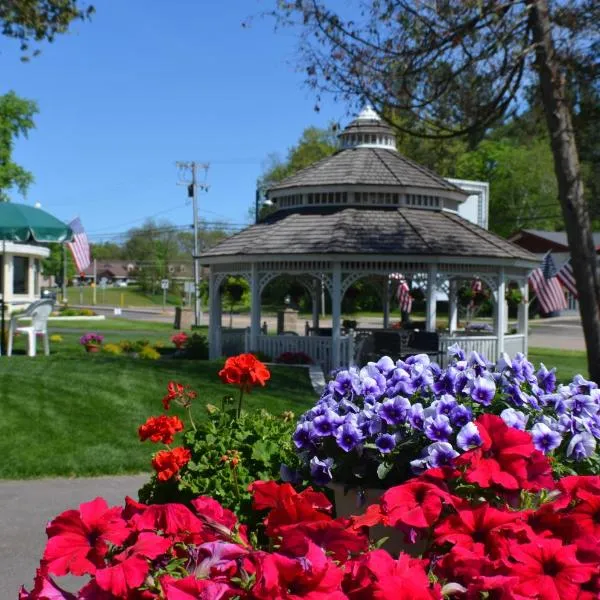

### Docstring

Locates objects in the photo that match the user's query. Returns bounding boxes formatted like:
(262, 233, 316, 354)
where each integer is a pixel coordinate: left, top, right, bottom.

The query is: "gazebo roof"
(267, 147, 466, 194)
(200, 207, 537, 263)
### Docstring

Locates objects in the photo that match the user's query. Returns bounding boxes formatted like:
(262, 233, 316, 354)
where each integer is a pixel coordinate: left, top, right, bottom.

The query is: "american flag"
(471, 278, 483, 294)
(529, 252, 567, 314)
(392, 275, 413, 313)
(67, 217, 91, 272)
(557, 259, 578, 298)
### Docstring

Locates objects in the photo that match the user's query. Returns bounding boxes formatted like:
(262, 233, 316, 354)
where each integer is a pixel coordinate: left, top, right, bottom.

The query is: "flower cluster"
(138, 415, 184, 444)
(294, 347, 599, 488)
(161, 380, 196, 410)
(79, 333, 104, 346)
(170, 331, 188, 349)
(219, 352, 271, 392)
(275, 351, 313, 365)
(22, 418, 600, 599)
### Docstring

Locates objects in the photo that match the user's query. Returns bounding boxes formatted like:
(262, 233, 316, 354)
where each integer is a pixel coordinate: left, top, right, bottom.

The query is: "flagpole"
(62, 245, 67, 304)
(92, 258, 97, 306)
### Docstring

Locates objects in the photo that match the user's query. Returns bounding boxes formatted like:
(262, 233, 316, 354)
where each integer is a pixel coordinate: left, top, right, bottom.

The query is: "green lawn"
(49, 317, 190, 334)
(528, 346, 588, 382)
(64, 286, 184, 307)
(0, 332, 316, 479)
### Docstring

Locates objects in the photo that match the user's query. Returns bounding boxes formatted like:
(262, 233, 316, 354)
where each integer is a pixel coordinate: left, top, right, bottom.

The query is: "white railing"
(504, 333, 526, 357)
(439, 335, 497, 367)
(221, 329, 247, 357)
(245, 334, 354, 374)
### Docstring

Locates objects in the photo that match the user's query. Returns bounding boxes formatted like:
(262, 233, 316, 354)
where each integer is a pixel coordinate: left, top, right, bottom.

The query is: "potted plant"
(292, 345, 599, 520)
(79, 332, 104, 353)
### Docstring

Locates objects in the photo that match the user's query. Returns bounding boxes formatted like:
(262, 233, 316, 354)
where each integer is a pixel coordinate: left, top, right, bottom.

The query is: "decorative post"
(448, 278, 458, 333)
(382, 277, 390, 329)
(250, 264, 261, 351)
(518, 278, 529, 354)
(496, 268, 506, 356)
(426, 264, 438, 332)
(311, 278, 320, 331)
(331, 263, 342, 369)
(208, 272, 222, 359)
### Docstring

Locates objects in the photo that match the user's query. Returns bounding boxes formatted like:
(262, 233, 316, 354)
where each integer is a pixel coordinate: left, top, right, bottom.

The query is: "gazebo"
(201, 107, 538, 372)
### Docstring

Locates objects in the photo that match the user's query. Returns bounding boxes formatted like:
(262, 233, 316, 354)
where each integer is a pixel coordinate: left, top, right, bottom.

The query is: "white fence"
(245, 334, 354, 374)
(221, 329, 247, 357)
(439, 333, 526, 366)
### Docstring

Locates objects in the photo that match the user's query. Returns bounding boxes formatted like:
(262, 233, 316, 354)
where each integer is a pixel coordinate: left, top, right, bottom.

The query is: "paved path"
(0, 474, 147, 598)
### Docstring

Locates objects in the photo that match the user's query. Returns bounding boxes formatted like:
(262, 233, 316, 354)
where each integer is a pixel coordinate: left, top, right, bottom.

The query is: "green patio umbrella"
(0, 203, 73, 350)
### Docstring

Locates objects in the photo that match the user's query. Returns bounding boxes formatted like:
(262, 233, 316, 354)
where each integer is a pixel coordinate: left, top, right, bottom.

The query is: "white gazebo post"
(250, 263, 261, 351)
(426, 264, 438, 332)
(518, 278, 529, 353)
(331, 263, 342, 369)
(382, 277, 390, 329)
(208, 272, 222, 359)
(448, 278, 458, 333)
(311, 277, 320, 331)
(496, 267, 506, 356)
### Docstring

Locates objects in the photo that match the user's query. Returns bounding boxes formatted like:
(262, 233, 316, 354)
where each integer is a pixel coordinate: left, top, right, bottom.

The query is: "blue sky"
(1, 1, 347, 243)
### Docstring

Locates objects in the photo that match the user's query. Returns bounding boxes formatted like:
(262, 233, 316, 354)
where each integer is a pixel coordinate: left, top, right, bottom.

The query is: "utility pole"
(176, 161, 209, 328)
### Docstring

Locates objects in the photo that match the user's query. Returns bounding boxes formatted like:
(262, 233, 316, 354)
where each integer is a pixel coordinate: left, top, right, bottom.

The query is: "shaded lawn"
(65, 286, 182, 307)
(527, 346, 587, 383)
(48, 317, 196, 334)
(0, 338, 315, 479)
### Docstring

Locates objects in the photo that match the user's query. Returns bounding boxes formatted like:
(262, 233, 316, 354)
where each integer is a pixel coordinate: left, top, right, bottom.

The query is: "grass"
(49, 317, 192, 334)
(528, 346, 588, 382)
(64, 286, 183, 307)
(0, 332, 316, 479)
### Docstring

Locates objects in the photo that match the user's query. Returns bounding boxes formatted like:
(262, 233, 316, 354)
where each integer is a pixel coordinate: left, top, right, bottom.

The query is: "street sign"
(184, 281, 194, 293)
(161, 279, 169, 290)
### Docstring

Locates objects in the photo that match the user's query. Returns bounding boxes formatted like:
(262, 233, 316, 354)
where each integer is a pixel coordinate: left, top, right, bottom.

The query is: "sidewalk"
(0, 474, 147, 598)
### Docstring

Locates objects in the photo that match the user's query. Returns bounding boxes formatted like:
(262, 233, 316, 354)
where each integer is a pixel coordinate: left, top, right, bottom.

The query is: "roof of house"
(267, 147, 467, 194)
(200, 207, 536, 262)
(510, 229, 600, 249)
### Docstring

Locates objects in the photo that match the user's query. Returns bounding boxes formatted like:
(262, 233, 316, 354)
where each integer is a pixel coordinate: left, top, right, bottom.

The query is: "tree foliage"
(0, 0, 94, 59)
(0, 91, 37, 202)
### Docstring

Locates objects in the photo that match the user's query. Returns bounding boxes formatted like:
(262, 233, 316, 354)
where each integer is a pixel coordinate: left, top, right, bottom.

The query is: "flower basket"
(85, 344, 101, 353)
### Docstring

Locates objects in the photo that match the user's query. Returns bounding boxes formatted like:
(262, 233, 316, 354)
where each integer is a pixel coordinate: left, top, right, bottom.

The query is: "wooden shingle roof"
(200, 207, 536, 262)
(267, 147, 466, 194)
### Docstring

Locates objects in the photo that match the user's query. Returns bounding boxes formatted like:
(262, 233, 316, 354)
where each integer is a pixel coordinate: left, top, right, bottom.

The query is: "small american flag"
(557, 259, 577, 298)
(471, 278, 483, 294)
(529, 252, 567, 314)
(394, 277, 413, 313)
(67, 217, 91, 272)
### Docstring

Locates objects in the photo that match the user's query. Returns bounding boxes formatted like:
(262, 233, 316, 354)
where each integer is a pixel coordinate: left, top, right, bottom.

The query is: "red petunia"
(380, 480, 451, 530)
(129, 502, 205, 545)
(218, 353, 270, 393)
(506, 537, 596, 600)
(43, 497, 131, 576)
(138, 414, 184, 444)
(456, 414, 553, 492)
(161, 575, 233, 600)
(19, 567, 76, 600)
(152, 447, 191, 481)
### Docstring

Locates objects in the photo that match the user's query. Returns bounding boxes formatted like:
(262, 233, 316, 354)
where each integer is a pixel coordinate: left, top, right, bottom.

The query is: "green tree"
(41, 243, 75, 286)
(0, 91, 37, 202)
(1, 0, 94, 59)
(91, 242, 123, 260)
(270, 0, 600, 381)
(222, 277, 249, 328)
(456, 137, 560, 237)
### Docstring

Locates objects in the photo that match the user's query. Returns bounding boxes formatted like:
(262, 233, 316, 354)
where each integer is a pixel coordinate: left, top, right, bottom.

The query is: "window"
(13, 256, 28, 294)
(34, 259, 40, 295)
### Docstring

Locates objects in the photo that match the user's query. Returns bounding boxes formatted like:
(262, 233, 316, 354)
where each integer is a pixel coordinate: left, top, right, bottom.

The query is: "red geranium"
(152, 447, 191, 482)
(162, 381, 196, 410)
(171, 331, 189, 350)
(219, 353, 270, 392)
(138, 415, 184, 444)
(43, 497, 131, 576)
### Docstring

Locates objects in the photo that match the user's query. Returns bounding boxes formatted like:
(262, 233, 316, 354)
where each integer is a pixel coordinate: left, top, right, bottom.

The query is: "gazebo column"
(311, 278, 320, 330)
(382, 277, 390, 329)
(208, 272, 222, 359)
(518, 279, 529, 354)
(331, 263, 342, 369)
(250, 264, 261, 351)
(426, 264, 438, 332)
(496, 268, 506, 356)
(448, 279, 458, 333)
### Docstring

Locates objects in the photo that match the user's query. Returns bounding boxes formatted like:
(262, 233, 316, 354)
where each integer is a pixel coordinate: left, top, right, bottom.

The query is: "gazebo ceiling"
(200, 206, 537, 263)
(267, 147, 466, 194)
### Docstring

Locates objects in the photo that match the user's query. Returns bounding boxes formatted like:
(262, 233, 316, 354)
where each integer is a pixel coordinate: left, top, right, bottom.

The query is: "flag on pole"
(529, 252, 567, 314)
(556, 259, 577, 298)
(471, 278, 483, 294)
(67, 217, 91, 272)
(390, 274, 412, 313)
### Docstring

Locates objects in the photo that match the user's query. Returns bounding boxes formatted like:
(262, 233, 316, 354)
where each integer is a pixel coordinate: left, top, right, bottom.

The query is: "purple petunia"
(375, 433, 396, 454)
(470, 376, 496, 406)
(500, 408, 528, 431)
(408, 403, 425, 430)
(312, 410, 343, 437)
(456, 422, 482, 450)
(530, 422, 562, 454)
(335, 422, 364, 452)
(426, 442, 459, 467)
(536, 363, 557, 394)
(449, 404, 472, 428)
(566, 432, 596, 460)
(378, 396, 411, 425)
(424, 414, 453, 442)
(309, 456, 334, 485)
(292, 422, 314, 450)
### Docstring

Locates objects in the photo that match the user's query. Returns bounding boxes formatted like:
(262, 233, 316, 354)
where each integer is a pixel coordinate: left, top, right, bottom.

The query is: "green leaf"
(377, 462, 393, 480)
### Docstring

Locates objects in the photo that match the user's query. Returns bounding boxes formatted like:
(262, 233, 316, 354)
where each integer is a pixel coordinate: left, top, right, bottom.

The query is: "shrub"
(139, 345, 160, 360)
(183, 332, 208, 359)
(49, 334, 63, 343)
(102, 343, 123, 356)
(118, 340, 134, 353)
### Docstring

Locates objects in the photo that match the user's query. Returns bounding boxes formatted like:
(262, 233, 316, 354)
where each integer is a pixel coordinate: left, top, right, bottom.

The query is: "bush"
(102, 343, 123, 356)
(183, 332, 209, 359)
(49, 334, 63, 343)
(139, 345, 160, 360)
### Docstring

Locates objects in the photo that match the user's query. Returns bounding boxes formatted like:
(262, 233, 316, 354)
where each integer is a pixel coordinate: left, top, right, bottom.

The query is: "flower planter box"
(85, 344, 101, 353)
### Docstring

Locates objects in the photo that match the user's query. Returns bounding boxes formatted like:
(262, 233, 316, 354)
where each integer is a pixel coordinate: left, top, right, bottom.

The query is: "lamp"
(255, 189, 274, 224)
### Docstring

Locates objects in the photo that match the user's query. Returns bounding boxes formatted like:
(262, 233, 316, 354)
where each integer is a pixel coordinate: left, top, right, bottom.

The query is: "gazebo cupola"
(338, 105, 397, 150)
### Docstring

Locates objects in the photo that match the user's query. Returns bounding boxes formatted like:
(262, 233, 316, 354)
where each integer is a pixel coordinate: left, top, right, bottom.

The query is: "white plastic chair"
(7, 299, 54, 357)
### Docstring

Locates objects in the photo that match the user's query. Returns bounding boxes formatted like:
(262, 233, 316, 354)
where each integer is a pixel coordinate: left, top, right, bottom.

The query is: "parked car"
(41, 288, 57, 301)
(114, 280, 128, 288)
